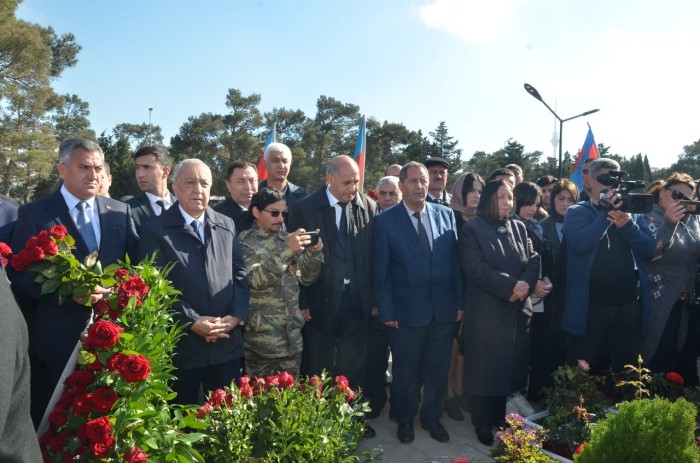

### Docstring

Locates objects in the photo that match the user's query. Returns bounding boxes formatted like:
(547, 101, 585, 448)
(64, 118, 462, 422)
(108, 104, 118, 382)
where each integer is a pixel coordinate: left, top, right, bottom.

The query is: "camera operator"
(560, 158, 655, 373)
(641, 173, 700, 374)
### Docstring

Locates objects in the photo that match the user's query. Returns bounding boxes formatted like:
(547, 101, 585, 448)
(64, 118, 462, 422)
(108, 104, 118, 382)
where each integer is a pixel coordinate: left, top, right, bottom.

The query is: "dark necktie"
(155, 200, 165, 215)
(338, 202, 348, 249)
(413, 211, 432, 257)
(76, 201, 98, 253)
(190, 220, 202, 242)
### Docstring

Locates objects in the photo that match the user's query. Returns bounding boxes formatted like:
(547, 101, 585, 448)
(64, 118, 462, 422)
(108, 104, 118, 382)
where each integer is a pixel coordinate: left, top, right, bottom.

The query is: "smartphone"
(300, 231, 319, 246)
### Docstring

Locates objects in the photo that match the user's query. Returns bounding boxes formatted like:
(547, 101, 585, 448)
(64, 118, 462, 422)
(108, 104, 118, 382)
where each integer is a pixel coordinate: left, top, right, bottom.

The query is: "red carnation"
(266, 375, 280, 387)
(252, 377, 266, 394)
(666, 371, 685, 386)
(86, 416, 112, 443)
(344, 388, 356, 402)
(91, 436, 115, 458)
(64, 369, 95, 389)
(209, 388, 226, 407)
(117, 354, 151, 382)
(197, 402, 213, 419)
(124, 446, 149, 463)
(50, 225, 67, 239)
(83, 320, 124, 349)
(279, 371, 295, 389)
(239, 375, 251, 386)
(90, 387, 119, 413)
(239, 384, 252, 398)
(335, 375, 349, 392)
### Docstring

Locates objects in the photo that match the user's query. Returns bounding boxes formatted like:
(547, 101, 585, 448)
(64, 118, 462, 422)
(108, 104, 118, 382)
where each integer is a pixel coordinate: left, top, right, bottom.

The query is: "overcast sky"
(17, 0, 700, 169)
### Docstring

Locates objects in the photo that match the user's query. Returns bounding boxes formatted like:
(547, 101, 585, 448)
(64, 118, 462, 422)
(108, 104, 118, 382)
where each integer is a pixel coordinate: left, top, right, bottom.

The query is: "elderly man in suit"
(126, 146, 175, 234)
(373, 161, 463, 444)
(137, 159, 249, 405)
(213, 161, 257, 232)
(10, 137, 139, 423)
(259, 142, 307, 226)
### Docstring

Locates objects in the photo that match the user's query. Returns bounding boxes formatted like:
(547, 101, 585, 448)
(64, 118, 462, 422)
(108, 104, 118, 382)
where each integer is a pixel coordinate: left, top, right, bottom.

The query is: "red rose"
(26, 244, 45, 262)
(666, 371, 685, 386)
(239, 384, 252, 398)
(114, 268, 129, 280)
(48, 407, 69, 429)
(197, 402, 213, 419)
(86, 416, 112, 443)
(77, 422, 89, 443)
(266, 375, 280, 387)
(50, 225, 68, 239)
(108, 307, 123, 320)
(36, 230, 53, 249)
(10, 251, 28, 271)
(91, 436, 115, 458)
(87, 360, 106, 371)
(239, 375, 251, 386)
(119, 276, 149, 298)
(224, 392, 234, 406)
(93, 299, 110, 315)
(344, 388, 355, 402)
(56, 391, 75, 409)
(124, 446, 149, 463)
(26, 236, 39, 249)
(107, 352, 126, 371)
(252, 377, 266, 394)
(0, 242, 11, 256)
(48, 430, 70, 453)
(279, 371, 295, 389)
(84, 320, 124, 349)
(117, 290, 139, 308)
(64, 369, 95, 389)
(72, 393, 94, 414)
(209, 388, 226, 407)
(90, 387, 119, 413)
(43, 241, 59, 256)
(306, 376, 323, 397)
(335, 375, 349, 392)
(117, 354, 151, 382)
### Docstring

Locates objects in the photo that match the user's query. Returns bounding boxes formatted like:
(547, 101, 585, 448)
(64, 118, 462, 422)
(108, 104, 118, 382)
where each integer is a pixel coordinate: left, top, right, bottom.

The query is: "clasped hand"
(509, 280, 529, 302)
(191, 315, 241, 343)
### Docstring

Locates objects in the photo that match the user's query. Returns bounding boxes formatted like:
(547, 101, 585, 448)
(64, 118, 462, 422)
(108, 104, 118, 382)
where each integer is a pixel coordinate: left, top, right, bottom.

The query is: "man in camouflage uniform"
(239, 187, 324, 378)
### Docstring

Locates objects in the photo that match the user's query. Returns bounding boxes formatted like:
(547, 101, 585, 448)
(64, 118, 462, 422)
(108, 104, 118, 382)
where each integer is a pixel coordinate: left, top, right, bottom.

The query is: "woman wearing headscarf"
(460, 179, 539, 446)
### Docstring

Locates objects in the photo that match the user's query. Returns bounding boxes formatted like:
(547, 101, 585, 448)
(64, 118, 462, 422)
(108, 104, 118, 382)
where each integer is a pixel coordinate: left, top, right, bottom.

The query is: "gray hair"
(58, 138, 104, 165)
(588, 158, 620, 179)
(376, 176, 399, 190)
(172, 158, 210, 182)
(264, 142, 292, 163)
(399, 161, 428, 182)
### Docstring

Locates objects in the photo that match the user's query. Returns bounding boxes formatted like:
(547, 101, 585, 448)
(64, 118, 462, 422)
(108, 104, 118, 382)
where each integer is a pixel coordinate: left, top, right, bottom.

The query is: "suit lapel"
(397, 202, 431, 262)
(46, 191, 89, 256)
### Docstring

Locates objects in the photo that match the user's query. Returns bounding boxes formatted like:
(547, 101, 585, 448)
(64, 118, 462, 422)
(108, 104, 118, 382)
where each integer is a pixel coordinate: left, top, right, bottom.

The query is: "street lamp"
(523, 83, 599, 179)
(148, 108, 153, 144)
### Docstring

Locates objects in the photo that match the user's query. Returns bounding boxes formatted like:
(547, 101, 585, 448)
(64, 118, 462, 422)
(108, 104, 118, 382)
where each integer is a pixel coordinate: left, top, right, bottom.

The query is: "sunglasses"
(670, 189, 692, 201)
(263, 209, 289, 218)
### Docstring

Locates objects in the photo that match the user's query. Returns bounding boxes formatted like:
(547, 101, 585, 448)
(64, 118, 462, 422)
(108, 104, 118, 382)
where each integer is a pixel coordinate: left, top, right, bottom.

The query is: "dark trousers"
(647, 301, 682, 373)
(303, 291, 368, 388)
(172, 358, 241, 405)
(527, 310, 566, 402)
(470, 395, 507, 428)
(566, 299, 642, 373)
(362, 318, 390, 412)
(389, 321, 452, 424)
(678, 308, 700, 386)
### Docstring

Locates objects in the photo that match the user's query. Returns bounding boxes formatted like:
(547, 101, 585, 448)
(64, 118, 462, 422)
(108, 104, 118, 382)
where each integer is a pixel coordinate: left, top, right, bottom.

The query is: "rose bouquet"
(37, 253, 205, 462)
(189, 373, 378, 463)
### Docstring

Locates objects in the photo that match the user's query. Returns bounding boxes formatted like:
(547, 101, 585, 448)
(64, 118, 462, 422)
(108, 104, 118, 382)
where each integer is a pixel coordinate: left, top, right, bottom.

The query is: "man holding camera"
(561, 158, 655, 373)
(238, 188, 324, 378)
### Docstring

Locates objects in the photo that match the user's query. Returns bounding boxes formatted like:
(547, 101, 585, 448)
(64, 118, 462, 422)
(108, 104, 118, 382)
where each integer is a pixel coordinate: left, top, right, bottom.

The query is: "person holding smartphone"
(239, 187, 324, 378)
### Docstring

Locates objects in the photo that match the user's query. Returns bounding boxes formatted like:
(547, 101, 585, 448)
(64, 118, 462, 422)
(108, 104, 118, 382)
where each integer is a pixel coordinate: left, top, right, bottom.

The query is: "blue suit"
(373, 201, 463, 423)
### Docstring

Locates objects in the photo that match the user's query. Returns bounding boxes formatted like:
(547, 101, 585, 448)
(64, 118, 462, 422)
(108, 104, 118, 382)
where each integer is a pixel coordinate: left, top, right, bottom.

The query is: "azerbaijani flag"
(257, 123, 276, 181)
(354, 116, 366, 192)
(570, 127, 600, 192)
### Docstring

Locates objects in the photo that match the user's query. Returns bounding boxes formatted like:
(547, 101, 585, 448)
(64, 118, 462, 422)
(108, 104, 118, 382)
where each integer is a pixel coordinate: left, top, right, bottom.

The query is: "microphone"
(596, 173, 620, 187)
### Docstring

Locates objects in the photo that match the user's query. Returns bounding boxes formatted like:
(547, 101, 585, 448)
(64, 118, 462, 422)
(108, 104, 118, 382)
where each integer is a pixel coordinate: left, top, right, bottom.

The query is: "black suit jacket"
(259, 180, 308, 226)
(126, 192, 175, 235)
(288, 187, 378, 332)
(9, 190, 139, 363)
(0, 199, 18, 244)
(212, 197, 253, 232)
(137, 204, 249, 369)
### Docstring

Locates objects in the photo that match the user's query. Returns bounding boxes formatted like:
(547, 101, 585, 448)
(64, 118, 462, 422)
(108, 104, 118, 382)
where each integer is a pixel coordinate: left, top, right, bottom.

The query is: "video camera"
(597, 170, 653, 214)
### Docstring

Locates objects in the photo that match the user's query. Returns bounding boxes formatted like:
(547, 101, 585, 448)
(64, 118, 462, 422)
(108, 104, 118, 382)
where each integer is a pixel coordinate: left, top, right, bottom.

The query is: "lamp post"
(523, 83, 599, 179)
(148, 108, 153, 145)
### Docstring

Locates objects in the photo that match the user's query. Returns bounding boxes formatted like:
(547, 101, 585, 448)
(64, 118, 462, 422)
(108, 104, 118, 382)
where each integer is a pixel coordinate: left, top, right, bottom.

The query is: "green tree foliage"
(669, 139, 700, 179)
(428, 121, 465, 173)
(98, 130, 138, 201)
(48, 93, 95, 142)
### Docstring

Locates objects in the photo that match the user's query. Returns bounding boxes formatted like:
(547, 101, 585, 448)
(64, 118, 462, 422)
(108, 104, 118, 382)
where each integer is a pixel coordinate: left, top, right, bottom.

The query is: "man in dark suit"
(9, 138, 139, 424)
(259, 142, 307, 226)
(423, 156, 452, 205)
(288, 156, 377, 385)
(373, 161, 463, 444)
(126, 146, 175, 234)
(212, 161, 256, 232)
(138, 159, 249, 405)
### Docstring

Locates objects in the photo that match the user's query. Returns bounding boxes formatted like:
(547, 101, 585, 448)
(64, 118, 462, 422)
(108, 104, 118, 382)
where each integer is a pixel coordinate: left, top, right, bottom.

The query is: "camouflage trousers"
(244, 350, 302, 379)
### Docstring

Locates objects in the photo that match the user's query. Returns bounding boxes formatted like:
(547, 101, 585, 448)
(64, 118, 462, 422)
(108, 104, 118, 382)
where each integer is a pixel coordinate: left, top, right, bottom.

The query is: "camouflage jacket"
(239, 224, 324, 357)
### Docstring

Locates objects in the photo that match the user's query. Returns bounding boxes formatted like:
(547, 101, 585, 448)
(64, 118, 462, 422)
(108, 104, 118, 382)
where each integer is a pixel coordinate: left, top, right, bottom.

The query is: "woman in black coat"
(460, 179, 540, 446)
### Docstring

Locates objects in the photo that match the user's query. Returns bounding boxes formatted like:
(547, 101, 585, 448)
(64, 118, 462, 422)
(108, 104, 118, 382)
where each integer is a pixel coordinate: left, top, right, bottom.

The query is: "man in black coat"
(213, 161, 256, 232)
(288, 155, 378, 389)
(259, 142, 307, 227)
(10, 138, 139, 424)
(138, 159, 249, 405)
(126, 146, 176, 235)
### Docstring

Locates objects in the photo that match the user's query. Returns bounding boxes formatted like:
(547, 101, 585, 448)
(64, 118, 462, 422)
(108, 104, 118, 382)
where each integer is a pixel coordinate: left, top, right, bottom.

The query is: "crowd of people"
(2, 135, 700, 461)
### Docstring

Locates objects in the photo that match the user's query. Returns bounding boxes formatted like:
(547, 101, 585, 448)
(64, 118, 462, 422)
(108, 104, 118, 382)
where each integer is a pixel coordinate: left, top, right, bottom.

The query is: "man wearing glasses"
(238, 188, 324, 378)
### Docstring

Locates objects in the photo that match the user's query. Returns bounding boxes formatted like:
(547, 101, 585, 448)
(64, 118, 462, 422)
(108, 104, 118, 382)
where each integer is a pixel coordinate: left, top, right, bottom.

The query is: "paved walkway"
(360, 406, 496, 463)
